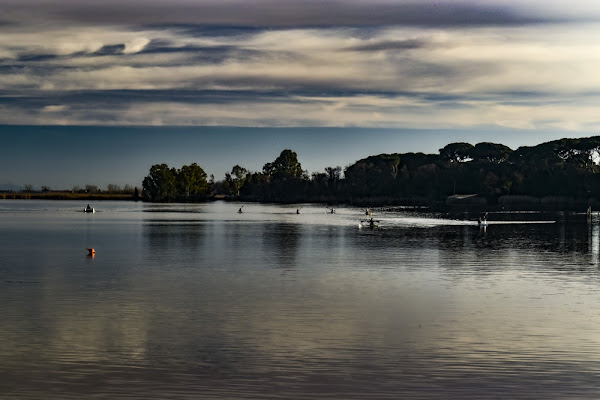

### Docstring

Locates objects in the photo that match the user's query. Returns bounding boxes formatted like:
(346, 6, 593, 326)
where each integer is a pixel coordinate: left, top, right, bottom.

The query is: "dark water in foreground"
(2, 200, 600, 399)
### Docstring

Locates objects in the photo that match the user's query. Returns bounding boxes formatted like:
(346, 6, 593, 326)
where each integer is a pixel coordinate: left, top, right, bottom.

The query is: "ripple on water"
(2, 202, 600, 398)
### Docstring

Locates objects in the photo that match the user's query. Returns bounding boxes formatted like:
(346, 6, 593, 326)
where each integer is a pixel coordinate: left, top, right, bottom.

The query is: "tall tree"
(344, 154, 401, 196)
(142, 163, 177, 202)
(325, 166, 342, 181)
(471, 142, 512, 163)
(85, 184, 98, 193)
(224, 165, 248, 196)
(264, 149, 304, 181)
(439, 142, 474, 163)
(106, 184, 121, 193)
(259, 150, 306, 201)
(177, 163, 210, 201)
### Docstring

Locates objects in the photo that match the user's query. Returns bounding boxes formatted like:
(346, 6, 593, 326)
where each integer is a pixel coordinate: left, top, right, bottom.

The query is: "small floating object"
(86, 248, 96, 255)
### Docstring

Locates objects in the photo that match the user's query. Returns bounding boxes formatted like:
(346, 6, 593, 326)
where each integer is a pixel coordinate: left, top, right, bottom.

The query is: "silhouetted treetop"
(471, 142, 512, 163)
(224, 165, 249, 196)
(142, 163, 210, 202)
(439, 142, 474, 162)
(263, 149, 304, 181)
(142, 164, 177, 202)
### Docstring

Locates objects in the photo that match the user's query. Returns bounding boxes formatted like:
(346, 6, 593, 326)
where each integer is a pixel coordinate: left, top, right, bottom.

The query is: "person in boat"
(85, 204, 93, 212)
(478, 212, 488, 225)
(369, 217, 380, 225)
(360, 217, 378, 227)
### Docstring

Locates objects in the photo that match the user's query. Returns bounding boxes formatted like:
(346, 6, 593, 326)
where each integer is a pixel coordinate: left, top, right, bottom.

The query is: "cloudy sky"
(2, 0, 600, 188)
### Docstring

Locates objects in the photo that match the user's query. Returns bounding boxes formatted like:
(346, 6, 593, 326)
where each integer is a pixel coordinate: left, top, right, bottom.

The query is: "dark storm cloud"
(160, 25, 270, 38)
(344, 39, 428, 52)
(0, 87, 574, 112)
(0, 0, 574, 28)
(0, 89, 290, 107)
(138, 40, 268, 64)
(1, 1, 599, 129)
(94, 44, 126, 56)
(17, 54, 59, 62)
(139, 43, 230, 55)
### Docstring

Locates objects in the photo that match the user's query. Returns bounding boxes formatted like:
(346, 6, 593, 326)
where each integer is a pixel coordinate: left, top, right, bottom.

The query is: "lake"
(2, 200, 600, 399)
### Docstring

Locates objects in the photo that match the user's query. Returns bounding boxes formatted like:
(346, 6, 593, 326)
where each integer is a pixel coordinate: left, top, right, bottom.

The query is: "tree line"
(19, 184, 139, 195)
(141, 136, 600, 206)
(142, 163, 212, 202)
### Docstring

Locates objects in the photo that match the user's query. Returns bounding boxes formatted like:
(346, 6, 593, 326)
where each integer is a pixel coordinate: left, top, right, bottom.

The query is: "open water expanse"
(2, 200, 600, 399)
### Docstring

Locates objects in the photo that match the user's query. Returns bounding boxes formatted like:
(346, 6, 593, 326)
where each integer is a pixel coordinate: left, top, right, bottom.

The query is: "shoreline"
(0, 192, 137, 201)
(2, 192, 597, 214)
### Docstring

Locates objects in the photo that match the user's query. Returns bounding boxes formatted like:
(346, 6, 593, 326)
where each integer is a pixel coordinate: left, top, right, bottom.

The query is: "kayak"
(359, 222, 379, 228)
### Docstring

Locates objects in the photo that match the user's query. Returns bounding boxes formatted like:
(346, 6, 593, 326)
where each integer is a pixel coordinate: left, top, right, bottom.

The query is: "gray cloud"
(0, 0, 583, 28)
(1, 2, 600, 131)
(344, 39, 428, 52)
(17, 53, 59, 62)
(94, 44, 126, 56)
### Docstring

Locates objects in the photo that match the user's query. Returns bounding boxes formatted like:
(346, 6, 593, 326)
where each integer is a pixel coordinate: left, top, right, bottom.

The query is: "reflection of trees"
(143, 223, 210, 266)
(432, 221, 600, 275)
(262, 223, 300, 269)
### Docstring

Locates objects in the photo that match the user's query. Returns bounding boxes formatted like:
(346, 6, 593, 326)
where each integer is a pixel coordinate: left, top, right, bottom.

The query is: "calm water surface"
(2, 200, 600, 399)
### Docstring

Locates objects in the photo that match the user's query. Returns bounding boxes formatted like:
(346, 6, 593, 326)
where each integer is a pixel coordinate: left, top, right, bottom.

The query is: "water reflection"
(262, 223, 300, 270)
(3, 202, 600, 398)
(144, 222, 209, 261)
(591, 218, 599, 262)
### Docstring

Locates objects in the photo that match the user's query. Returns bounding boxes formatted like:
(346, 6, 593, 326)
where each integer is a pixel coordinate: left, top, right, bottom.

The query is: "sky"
(1, 0, 600, 189)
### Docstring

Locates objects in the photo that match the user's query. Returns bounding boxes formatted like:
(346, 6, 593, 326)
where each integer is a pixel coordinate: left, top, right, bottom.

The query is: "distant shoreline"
(2, 192, 597, 214)
(0, 192, 137, 201)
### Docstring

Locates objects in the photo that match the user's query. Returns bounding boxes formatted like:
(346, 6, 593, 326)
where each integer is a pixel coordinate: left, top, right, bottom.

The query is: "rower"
(478, 212, 488, 225)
